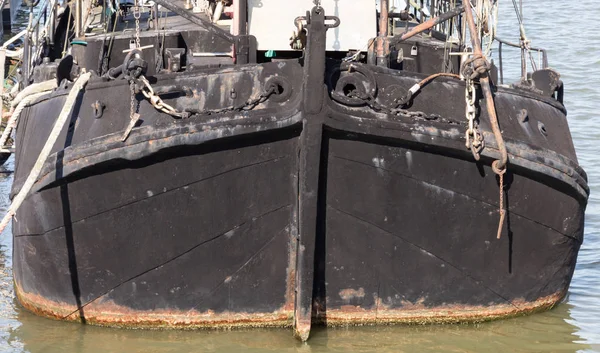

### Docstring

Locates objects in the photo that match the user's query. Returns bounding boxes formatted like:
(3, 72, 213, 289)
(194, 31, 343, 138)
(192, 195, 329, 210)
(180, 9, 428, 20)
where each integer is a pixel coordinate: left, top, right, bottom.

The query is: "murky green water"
(0, 1, 599, 352)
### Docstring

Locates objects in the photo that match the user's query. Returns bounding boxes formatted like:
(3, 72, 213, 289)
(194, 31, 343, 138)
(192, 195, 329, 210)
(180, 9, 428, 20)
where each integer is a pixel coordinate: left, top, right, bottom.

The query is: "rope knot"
(462, 54, 491, 81)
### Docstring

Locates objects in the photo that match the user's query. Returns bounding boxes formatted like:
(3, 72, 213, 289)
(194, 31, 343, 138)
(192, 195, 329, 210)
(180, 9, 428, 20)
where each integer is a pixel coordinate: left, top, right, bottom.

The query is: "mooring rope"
(0, 72, 92, 235)
(0, 91, 50, 150)
(10, 79, 57, 109)
(0, 79, 59, 151)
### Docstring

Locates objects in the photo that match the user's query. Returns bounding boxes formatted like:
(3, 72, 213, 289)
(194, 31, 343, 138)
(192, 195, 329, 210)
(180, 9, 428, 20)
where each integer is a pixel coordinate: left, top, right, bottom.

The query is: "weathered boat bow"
(293, 4, 340, 340)
(4, 0, 588, 342)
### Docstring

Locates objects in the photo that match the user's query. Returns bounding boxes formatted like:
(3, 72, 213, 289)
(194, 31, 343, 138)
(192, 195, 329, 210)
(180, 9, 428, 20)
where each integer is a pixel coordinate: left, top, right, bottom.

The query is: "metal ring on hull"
(329, 63, 378, 107)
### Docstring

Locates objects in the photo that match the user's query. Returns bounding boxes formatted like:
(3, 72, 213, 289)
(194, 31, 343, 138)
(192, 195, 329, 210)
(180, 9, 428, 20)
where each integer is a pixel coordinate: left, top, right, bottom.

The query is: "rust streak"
(15, 283, 293, 329)
(16, 281, 566, 329)
(315, 291, 566, 326)
(283, 225, 298, 312)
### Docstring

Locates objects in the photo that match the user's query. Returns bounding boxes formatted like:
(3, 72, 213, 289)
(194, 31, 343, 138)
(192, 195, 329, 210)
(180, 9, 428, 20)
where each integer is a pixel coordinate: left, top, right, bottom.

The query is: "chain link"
(496, 164, 507, 239)
(138, 76, 187, 118)
(345, 90, 430, 120)
(133, 3, 141, 49)
(127, 2, 143, 130)
(130, 82, 137, 119)
(464, 77, 484, 160)
(135, 75, 278, 119)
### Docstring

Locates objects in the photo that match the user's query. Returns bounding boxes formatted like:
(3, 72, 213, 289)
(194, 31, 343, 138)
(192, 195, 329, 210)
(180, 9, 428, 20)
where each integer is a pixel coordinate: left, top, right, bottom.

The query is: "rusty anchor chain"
(464, 77, 484, 161)
(121, 49, 280, 122)
(462, 0, 509, 239)
(133, 73, 280, 118)
(122, 7, 145, 141)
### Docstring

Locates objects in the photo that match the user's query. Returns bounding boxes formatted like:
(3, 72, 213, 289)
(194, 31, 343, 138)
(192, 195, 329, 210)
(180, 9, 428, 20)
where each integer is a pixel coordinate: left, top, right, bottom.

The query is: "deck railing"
(495, 36, 548, 84)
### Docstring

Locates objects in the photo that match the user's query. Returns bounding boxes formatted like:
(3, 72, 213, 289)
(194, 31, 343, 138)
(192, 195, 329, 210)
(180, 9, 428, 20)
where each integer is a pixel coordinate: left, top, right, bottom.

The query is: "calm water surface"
(0, 1, 599, 352)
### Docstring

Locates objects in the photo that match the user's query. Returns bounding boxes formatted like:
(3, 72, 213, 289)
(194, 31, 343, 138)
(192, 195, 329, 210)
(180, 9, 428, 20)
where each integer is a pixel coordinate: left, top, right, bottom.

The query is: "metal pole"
(498, 42, 503, 84)
(22, 7, 34, 88)
(75, 0, 81, 38)
(233, 0, 247, 36)
(0, 48, 5, 126)
(376, 0, 389, 66)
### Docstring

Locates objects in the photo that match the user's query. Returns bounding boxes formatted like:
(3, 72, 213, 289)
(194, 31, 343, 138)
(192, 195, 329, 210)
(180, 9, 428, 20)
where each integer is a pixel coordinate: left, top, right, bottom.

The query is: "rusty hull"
(16, 280, 565, 329)
(315, 292, 566, 327)
(15, 282, 294, 329)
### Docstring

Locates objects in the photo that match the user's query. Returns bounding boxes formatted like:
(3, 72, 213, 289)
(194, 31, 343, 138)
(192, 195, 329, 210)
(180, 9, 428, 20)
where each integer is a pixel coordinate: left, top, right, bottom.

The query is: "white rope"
(11, 79, 58, 109)
(0, 72, 92, 235)
(0, 91, 51, 149)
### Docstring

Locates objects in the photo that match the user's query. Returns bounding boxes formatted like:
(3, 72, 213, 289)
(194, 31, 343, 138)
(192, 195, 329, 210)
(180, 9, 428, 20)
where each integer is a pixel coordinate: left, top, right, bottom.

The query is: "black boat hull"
(11, 61, 587, 331)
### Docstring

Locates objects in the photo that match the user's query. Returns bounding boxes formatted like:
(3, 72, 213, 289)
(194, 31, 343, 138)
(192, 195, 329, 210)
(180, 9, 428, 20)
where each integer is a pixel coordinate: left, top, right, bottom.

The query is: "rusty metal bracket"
(165, 48, 186, 72)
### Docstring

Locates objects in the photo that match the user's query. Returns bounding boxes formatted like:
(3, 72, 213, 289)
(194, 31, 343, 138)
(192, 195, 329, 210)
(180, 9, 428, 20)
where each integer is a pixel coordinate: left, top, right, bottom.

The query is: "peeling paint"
(405, 151, 413, 169)
(339, 288, 366, 301)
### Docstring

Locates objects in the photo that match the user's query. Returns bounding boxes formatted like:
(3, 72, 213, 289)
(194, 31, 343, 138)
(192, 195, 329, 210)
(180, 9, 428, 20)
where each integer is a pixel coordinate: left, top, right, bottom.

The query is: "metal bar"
(153, 0, 235, 43)
(192, 52, 232, 57)
(0, 48, 5, 129)
(498, 41, 503, 84)
(495, 36, 545, 53)
(22, 33, 30, 87)
(390, 5, 464, 45)
(2, 30, 26, 48)
(153, 3, 159, 31)
(380, 0, 389, 38)
(541, 49, 548, 68)
(495, 36, 548, 69)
